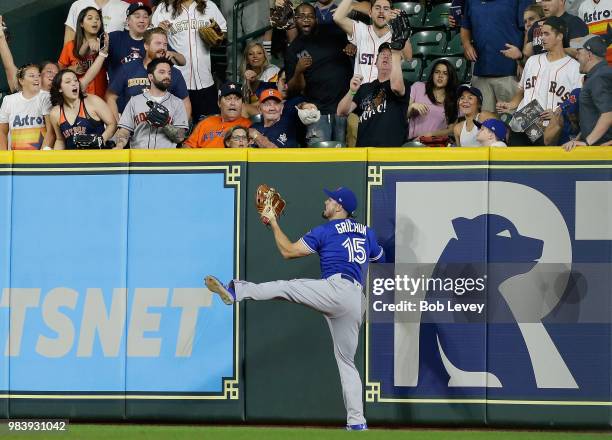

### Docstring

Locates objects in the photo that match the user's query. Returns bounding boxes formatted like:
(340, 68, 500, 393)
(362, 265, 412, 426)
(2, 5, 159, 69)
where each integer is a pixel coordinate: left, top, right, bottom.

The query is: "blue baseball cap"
(474, 118, 508, 142)
(558, 88, 581, 115)
(324, 187, 357, 214)
(457, 84, 483, 103)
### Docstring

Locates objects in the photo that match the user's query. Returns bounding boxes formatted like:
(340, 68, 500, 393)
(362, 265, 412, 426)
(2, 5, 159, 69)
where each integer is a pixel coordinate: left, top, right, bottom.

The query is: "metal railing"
(230, 0, 272, 82)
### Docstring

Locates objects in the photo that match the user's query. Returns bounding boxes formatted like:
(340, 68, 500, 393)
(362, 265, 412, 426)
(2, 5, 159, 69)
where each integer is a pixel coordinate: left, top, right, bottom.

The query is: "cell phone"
(450, 6, 462, 27)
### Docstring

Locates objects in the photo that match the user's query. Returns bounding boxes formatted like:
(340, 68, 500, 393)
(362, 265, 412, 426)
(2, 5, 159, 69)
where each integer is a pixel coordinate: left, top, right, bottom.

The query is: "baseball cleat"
(205, 275, 235, 305)
(346, 423, 368, 431)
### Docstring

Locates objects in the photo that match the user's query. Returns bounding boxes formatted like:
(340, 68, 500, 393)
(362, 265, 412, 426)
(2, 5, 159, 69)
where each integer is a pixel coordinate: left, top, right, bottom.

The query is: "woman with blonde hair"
(240, 41, 280, 104)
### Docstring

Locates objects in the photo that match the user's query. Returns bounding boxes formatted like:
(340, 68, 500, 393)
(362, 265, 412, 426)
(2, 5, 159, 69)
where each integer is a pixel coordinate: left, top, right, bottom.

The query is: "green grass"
(2, 425, 610, 440)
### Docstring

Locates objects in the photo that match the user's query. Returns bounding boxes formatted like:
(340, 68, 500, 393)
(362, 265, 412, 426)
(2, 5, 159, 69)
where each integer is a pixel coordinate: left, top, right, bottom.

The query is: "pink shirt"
(408, 82, 447, 139)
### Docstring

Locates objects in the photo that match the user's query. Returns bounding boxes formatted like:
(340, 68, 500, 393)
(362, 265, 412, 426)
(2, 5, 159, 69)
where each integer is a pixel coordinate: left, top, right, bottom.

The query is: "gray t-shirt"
(119, 91, 189, 149)
(580, 61, 612, 144)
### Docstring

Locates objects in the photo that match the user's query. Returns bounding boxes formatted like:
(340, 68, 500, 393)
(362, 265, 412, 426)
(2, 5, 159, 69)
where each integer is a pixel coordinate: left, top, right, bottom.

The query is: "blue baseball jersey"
(300, 218, 385, 285)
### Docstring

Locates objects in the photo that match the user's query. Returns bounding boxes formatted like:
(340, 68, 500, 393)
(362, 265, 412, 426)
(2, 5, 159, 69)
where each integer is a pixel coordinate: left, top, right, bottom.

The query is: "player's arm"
(333, 0, 357, 36)
(268, 217, 312, 259)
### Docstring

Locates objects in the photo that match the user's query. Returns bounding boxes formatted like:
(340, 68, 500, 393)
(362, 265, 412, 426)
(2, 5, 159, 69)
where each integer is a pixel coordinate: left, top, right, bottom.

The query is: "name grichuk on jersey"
(300, 218, 385, 285)
(518, 53, 582, 117)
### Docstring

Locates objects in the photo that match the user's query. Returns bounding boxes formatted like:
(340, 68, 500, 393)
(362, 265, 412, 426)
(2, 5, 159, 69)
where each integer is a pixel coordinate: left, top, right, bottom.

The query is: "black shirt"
(353, 79, 410, 147)
(285, 25, 353, 114)
(528, 12, 588, 55)
(580, 61, 612, 144)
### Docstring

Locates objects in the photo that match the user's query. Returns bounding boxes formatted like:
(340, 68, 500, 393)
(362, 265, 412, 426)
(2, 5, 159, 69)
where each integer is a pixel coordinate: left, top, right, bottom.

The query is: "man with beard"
(563, 33, 612, 149)
(106, 27, 191, 121)
(107, 2, 185, 83)
(334, 0, 412, 83)
(184, 81, 251, 148)
(285, 2, 353, 146)
(336, 43, 408, 147)
(114, 57, 189, 149)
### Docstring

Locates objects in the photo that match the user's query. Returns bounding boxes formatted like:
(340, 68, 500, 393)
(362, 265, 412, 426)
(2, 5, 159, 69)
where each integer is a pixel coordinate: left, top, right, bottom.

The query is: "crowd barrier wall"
(0, 148, 609, 428)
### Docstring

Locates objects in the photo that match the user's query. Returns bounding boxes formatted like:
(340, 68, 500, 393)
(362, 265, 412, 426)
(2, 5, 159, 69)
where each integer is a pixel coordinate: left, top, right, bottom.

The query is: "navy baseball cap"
(457, 84, 483, 102)
(218, 81, 243, 98)
(324, 187, 357, 214)
(570, 34, 608, 57)
(127, 2, 152, 16)
(474, 118, 508, 142)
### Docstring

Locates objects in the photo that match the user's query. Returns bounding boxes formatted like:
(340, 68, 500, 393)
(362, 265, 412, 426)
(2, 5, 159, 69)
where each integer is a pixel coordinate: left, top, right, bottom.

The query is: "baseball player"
(205, 186, 385, 431)
(115, 57, 189, 149)
(497, 17, 582, 145)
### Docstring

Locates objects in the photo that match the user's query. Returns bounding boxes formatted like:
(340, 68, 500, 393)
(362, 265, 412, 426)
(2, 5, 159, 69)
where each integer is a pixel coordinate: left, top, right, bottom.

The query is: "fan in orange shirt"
(184, 81, 251, 148)
(58, 6, 108, 98)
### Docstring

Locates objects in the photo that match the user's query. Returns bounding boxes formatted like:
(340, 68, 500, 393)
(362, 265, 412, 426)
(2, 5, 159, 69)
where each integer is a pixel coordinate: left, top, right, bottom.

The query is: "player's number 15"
(342, 238, 367, 264)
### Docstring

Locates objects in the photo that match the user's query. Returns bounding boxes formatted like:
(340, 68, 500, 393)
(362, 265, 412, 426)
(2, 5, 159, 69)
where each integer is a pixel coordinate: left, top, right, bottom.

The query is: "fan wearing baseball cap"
(475, 119, 508, 147)
(544, 88, 581, 145)
(249, 88, 320, 148)
(336, 42, 409, 147)
(563, 31, 612, 150)
(184, 81, 251, 148)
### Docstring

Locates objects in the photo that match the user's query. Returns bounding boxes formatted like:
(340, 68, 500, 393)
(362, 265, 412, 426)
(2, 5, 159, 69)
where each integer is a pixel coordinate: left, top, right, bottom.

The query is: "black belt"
(340, 273, 360, 287)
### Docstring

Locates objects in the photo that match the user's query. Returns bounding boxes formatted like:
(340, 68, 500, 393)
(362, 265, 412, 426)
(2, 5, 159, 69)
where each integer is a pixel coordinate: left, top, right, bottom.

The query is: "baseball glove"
(256, 184, 286, 225)
(388, 10, 411, 50)
(269, 0, 295, 30)
(73, 133, 107, 149)
(198, 19, 224, 47)
(145, 100, 171, 128)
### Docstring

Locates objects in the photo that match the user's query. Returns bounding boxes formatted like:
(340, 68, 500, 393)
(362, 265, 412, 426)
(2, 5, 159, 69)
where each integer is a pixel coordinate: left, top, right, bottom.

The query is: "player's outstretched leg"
(204, 275, 236, 305)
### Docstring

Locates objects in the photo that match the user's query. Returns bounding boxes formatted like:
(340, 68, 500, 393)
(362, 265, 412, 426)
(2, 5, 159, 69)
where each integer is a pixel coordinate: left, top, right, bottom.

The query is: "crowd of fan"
(0, 0, 610, 150)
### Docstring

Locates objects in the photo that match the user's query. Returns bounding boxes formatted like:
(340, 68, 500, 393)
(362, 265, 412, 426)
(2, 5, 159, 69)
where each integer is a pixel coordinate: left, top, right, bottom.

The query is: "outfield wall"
(0, 148, 610, 428)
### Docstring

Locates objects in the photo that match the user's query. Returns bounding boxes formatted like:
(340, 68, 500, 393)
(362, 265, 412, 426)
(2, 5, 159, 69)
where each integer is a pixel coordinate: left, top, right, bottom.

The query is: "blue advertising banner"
(1, 151, 244, 418)
(0, 153, 10, 417)
(365, 148, 612, 426)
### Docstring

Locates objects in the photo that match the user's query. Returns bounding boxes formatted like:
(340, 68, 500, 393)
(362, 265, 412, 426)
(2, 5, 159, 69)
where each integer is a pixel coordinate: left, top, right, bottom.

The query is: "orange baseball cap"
(259, 88, 283, 102)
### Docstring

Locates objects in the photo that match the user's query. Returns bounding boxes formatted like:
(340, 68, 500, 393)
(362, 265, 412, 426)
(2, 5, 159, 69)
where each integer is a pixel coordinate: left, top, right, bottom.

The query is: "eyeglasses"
(296, 14, 315, 21)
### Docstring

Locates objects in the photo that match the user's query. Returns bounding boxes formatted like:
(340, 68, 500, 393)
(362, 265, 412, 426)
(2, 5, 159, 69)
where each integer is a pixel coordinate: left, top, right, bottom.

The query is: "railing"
(231, 0, 272, 82)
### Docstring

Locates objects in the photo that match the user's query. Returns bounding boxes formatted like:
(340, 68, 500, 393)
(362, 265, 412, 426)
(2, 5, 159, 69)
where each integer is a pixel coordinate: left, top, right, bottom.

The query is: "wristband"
(98, 51, 108, 58)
